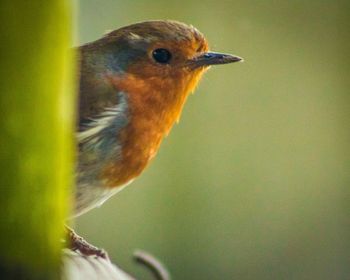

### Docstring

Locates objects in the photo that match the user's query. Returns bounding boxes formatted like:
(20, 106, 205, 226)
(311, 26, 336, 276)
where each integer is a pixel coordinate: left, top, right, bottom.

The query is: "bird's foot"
(65, 226, 110, 261)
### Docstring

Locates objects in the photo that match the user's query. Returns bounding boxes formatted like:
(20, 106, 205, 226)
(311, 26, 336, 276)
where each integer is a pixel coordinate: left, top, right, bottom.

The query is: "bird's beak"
(189, 52, 243, 68)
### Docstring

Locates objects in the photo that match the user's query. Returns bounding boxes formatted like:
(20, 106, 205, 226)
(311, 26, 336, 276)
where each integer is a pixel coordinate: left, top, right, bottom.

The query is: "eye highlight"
(152, 48, 172, 64)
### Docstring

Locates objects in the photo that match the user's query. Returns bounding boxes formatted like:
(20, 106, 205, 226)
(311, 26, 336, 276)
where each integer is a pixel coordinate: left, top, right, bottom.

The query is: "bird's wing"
(74, 91, 129, 217)
(77, 91, 128, 162)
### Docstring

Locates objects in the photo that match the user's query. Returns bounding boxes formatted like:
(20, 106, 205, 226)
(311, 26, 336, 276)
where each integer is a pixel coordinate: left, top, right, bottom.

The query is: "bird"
(68, 20, 242, 258)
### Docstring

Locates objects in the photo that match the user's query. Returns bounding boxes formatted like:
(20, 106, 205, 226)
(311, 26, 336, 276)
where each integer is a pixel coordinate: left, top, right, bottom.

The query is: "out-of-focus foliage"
(75, 1, 350, 279)
(0, 1, 74, 279)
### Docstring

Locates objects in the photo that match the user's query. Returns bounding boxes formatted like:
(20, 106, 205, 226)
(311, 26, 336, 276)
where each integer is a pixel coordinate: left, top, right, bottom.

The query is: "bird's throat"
(101, 70, 204, 187)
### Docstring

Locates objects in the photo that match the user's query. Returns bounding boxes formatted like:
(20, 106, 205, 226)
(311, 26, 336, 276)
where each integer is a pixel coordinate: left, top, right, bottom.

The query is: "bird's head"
(80, 20, 242, 132)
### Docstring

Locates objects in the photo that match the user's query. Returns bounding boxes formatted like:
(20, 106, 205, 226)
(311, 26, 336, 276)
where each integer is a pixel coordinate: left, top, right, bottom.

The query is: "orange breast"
(101, 70, 204, 187)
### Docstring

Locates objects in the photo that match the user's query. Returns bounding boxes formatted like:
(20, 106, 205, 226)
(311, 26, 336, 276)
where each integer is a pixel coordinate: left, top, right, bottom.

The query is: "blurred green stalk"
(0, 1, 75, 279)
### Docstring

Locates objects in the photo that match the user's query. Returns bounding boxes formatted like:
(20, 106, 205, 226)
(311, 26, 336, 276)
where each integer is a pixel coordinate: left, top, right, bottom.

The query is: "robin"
(69, 20, 242, 258)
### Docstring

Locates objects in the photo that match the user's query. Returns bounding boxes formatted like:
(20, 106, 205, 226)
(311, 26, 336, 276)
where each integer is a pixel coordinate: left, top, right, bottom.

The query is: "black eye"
(152, 48, 172, 64)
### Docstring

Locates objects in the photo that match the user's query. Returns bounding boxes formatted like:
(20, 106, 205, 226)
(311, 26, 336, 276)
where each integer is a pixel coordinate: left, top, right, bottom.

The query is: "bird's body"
(74, 20, 241, 217)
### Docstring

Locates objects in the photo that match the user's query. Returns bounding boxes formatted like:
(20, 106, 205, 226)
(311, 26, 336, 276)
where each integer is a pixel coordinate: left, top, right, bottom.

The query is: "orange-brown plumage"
(103, 64, 207, 186)
(98, 23, 210, 187)
(76, 20, 241, 216)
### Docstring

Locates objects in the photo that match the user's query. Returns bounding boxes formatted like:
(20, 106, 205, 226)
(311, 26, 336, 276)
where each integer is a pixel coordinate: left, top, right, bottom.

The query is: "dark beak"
(189, 52, 243, 68)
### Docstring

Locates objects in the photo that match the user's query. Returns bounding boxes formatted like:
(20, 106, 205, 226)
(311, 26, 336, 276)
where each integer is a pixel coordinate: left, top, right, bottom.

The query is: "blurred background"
(74, 1, 349, 279)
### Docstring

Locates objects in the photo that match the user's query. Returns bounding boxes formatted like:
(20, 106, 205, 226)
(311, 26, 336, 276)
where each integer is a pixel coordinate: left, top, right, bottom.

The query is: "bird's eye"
(152, 48, 172, 64)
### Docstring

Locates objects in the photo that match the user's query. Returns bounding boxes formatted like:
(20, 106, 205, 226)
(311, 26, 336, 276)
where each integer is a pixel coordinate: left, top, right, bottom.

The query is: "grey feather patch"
(75, 91, 129, 216)
(78, 91, 128, 164)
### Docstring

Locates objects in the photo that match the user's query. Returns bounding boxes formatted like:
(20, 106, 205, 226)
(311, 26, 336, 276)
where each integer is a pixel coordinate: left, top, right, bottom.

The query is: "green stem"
(0, 1, 75, 279)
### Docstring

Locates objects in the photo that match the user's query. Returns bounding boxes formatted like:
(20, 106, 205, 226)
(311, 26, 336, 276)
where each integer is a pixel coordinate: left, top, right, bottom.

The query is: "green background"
(74, 1, 350, 279)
